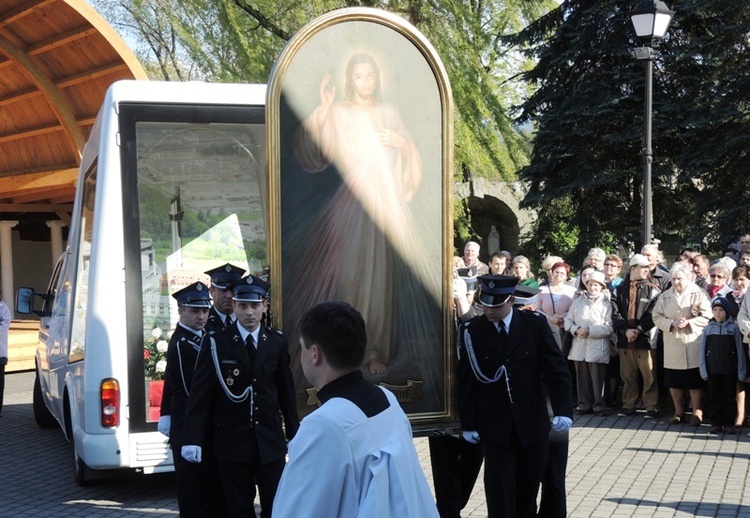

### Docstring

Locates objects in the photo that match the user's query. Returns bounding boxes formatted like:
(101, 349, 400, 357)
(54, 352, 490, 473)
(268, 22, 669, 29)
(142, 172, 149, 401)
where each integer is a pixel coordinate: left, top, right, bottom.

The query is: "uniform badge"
(226, 377, 234, 386)
(488, 280, 495, 289)
(233, 368, 240, 376)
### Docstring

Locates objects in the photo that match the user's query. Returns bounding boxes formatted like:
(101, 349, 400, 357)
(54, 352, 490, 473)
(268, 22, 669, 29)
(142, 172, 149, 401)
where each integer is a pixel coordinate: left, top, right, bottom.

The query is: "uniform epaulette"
(520, 309, 545, 320)
(266, 326, 284, 336)
(208, 326, 229, 338)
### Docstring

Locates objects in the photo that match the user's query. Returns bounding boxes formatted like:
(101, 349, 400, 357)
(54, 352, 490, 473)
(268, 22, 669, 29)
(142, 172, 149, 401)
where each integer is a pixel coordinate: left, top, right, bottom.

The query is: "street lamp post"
(630, 0, 674, 247)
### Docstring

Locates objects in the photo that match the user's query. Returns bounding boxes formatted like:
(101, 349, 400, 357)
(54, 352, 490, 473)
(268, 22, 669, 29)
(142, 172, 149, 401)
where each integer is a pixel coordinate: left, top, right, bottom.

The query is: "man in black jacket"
(158, 281, 224, 517)
(182, 275, 299, 518)
(457, 275, 573, 517)
(612, 254, 661, 418)
(204, 263, 246, 334)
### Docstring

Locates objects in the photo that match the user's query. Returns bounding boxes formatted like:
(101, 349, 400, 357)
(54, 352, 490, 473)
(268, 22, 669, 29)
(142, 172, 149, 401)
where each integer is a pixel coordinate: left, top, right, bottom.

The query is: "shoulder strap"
(549, 285, 557, 314)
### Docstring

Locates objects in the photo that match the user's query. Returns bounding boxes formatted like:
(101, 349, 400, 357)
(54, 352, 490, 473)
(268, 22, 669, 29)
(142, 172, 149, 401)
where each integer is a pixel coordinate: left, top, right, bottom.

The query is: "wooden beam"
(0, 168, 77, 192)
(0, 115, 96, 144)
(0, 0, 57, 28)
(0, 87, 40, 108)
(56, 62, 130, 88)
(0, 33, 85, 155)
(49, 193, 75, 204)
(0, 122, 61, 143)
(10, 186, 74, 203)
(0, 164, 77, 180)
(56, 211, 71, 227)
(27, 26, 98, 56)
(0, 203, 73, 212)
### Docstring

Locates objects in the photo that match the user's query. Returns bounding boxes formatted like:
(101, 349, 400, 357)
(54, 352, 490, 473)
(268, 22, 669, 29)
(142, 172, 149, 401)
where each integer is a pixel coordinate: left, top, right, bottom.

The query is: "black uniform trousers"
(218, 456, 285, 518)
(428, 435, 484, 518)
(537, 429, 569, 518)
(483, 430, 549, 518)
(173, 448, 224, 517)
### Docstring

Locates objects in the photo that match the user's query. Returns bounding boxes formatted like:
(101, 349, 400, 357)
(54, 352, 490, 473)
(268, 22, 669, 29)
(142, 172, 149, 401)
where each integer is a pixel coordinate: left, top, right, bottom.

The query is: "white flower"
(156, 360, 167, 373)
(156, 340, 168, 353)
(151, 327, 163, 339)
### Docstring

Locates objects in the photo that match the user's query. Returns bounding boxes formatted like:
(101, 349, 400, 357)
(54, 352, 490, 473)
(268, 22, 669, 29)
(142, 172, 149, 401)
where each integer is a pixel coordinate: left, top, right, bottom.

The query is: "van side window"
(69, 164, 97, 363)
(41, 260, 64, 317)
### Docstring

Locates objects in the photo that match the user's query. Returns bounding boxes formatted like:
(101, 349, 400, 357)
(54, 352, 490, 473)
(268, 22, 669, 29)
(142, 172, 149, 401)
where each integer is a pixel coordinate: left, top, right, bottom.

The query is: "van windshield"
(132, 118, 266, 422)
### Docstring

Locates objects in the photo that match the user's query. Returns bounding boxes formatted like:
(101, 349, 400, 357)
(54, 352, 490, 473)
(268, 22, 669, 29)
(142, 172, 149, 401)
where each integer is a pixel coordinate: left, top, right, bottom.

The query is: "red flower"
(144, 349, 150, 360)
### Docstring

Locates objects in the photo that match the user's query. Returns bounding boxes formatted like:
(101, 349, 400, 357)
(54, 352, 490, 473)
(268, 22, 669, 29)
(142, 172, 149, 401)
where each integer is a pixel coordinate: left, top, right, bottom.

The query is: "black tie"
(246, 335, 256, 363)
(225, 315, 232, 328)
(497, 321, 508, 339)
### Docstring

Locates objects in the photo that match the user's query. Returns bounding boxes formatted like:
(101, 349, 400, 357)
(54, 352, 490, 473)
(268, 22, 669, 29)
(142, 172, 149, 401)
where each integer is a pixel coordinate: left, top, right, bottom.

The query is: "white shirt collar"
(237, 323, 260, 347)
(177, 321, 203, 337)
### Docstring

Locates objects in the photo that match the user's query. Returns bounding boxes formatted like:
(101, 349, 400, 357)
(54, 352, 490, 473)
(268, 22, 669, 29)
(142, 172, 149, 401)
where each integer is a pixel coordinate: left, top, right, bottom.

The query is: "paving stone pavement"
(3, 371, 750, 516)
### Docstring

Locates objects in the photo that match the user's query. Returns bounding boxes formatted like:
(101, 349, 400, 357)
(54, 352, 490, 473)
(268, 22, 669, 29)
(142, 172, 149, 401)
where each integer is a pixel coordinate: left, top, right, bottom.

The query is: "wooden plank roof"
(0, 0, 146, 236)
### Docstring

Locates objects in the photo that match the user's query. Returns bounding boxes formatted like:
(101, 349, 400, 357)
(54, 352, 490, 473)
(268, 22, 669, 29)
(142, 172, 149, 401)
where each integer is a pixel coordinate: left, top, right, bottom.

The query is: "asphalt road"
(0, 370, 178, 517)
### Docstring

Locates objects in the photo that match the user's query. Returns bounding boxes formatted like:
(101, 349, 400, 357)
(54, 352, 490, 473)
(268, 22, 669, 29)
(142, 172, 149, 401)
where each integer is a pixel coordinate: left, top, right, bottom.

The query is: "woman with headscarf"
(653, 262, 712, 425)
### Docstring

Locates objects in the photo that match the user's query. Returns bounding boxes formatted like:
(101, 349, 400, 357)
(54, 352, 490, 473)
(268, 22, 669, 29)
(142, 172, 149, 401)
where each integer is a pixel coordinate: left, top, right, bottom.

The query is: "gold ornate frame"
(266, 7, 455, 430)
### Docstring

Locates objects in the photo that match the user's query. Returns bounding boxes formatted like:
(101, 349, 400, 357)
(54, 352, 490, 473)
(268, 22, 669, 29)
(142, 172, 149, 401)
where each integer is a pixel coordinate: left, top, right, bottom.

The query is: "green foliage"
(96, 0, 557, 243)
(511, 0, 750, 259)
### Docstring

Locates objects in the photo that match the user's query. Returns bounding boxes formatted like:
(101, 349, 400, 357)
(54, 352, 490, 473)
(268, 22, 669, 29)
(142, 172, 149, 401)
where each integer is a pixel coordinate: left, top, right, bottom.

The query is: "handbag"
(549, 286, 573, 356)
(561, 328, 574, 357)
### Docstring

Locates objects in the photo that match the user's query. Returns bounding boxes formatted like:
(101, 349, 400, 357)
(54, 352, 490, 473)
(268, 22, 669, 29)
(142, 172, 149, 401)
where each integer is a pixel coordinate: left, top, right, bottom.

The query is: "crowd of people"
(454, 236, 750, 434)
(442, 236, 750, 517)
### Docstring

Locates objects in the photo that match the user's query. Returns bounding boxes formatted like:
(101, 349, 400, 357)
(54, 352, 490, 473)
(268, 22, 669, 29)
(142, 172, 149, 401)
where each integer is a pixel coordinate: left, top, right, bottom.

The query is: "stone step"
(8, 320, 40, 373)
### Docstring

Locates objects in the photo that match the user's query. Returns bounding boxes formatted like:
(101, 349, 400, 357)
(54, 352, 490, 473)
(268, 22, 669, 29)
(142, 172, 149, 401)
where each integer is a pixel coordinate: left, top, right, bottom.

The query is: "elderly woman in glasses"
(652, 262, 712, 425)
(707, 263, 733, 301)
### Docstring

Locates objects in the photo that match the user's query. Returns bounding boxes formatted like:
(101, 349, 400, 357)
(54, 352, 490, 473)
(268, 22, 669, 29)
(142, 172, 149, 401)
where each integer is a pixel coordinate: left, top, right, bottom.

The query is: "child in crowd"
(700, 297, 747, 434)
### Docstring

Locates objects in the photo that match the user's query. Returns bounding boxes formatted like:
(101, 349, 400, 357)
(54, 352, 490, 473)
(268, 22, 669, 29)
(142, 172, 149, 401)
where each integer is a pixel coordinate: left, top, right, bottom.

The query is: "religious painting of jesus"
(268, 8, 453, 425)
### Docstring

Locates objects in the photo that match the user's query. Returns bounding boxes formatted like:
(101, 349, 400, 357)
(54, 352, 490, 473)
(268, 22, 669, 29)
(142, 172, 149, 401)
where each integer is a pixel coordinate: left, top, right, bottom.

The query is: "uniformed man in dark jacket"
(181, 275, 299, 518)
(457, 275, 573, 517)
(204, 263, 246, 334)
(158, 281, 224, 517)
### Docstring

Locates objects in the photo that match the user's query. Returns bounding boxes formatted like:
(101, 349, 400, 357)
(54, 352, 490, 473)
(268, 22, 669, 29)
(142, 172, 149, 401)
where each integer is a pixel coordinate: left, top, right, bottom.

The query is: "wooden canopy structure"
(0, 0, 146, 239)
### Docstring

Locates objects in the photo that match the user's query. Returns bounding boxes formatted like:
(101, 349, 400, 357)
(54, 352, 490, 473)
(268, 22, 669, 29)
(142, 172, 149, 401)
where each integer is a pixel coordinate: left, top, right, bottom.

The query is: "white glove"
(551, 416, 573, 432)
(181, 445, 202, 463)
(157, 416, 171, 437)
(462, 430, 480, 444)
(453, 277, 467, 298)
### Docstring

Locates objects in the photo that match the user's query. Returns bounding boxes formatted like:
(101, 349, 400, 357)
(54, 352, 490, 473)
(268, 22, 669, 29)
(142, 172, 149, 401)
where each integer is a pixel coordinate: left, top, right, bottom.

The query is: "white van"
(17, 80, 267, 485)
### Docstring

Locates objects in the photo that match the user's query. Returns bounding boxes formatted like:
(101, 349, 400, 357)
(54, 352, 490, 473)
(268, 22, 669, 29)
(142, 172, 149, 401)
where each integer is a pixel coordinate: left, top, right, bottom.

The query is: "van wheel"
(33, 375, 58, 429)
(73, 444, 94, 486)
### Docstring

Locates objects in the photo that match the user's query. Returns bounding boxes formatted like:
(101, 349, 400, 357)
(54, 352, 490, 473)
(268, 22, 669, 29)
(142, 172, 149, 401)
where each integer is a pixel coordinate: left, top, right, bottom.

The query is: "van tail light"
(100, 378, 120, 428)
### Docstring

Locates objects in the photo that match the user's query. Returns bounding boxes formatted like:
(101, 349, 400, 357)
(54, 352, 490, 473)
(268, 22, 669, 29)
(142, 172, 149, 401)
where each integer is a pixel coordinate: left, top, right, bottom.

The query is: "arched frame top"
(265, 8, 456, 428)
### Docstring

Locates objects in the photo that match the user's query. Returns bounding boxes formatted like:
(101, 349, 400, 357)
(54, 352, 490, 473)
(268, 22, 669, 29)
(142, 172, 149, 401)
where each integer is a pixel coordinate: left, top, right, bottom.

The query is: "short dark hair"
(692, 254, 709, 266)
(299, 301, 367, 370)
(489, 251, 505, 262)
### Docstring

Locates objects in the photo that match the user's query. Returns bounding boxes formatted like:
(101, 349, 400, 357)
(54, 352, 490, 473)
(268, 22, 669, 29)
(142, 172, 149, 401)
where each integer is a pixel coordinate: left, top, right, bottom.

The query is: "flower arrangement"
(144, 327, 169, 381)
